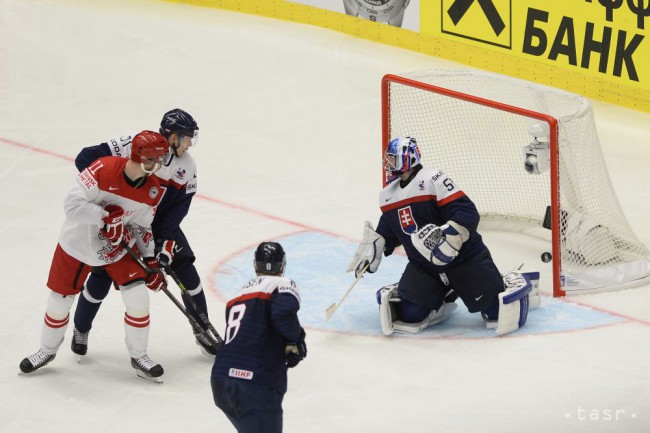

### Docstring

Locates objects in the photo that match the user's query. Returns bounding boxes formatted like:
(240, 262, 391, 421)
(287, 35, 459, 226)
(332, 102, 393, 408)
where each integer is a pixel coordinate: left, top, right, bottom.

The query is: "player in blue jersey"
(348, 137, 540, 336)
(211, 242, 306, 433)
(70, 109, 218, 357)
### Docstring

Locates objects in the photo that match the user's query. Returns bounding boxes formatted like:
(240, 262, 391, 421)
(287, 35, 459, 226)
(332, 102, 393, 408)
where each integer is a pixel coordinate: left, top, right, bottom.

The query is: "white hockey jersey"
(103, 134, 197, 196)
(58, 156, 161, 266)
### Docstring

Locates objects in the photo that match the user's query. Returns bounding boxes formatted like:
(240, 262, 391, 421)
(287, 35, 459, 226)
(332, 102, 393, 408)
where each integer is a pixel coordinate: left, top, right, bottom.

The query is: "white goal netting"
(382, 69, 649, 296)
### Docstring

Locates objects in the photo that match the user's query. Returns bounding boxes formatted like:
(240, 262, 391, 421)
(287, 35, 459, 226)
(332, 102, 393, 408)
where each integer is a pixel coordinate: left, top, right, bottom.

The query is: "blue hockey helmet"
(159, 108, 199, 140)
(254, 242, 286, 276)
(384, 137, 421, 177)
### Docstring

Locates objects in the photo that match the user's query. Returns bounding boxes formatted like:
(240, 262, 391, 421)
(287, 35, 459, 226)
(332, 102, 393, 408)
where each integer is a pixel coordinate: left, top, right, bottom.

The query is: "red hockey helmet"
(131, 130, 171, 174)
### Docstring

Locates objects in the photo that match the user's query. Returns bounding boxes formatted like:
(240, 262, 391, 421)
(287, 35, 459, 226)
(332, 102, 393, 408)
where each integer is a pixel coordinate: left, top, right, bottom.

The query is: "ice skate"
(131, 355, 164, 383)
(19, 349, 56, 374)
(71, 327, 89, 361)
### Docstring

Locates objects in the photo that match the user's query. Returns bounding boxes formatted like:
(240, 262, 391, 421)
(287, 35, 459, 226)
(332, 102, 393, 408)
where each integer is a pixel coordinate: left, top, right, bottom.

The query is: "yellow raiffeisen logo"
(441, 0, 512, 48)
(426, 0, 649, 84)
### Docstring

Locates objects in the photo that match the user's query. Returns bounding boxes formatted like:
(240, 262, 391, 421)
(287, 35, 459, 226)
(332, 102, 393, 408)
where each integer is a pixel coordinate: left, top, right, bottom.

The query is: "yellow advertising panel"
(166, 0, 649, 111)
(423, 0, 649, 93)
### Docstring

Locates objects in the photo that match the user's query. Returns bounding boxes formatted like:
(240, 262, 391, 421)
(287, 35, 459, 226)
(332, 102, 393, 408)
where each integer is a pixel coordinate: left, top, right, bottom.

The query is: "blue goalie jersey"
(211, 275, 304, 394)
(376, 165, 488, 272)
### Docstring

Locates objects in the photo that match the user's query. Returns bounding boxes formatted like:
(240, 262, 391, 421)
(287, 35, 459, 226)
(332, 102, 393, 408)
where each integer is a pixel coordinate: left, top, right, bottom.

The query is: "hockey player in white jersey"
(348, 137, 540, 336)
(20, 131, 170, 382)
(70, 109, 217, 357)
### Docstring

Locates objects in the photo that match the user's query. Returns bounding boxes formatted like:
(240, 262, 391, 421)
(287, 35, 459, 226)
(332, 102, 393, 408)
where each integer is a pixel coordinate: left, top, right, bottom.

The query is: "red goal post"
(381, 69, 650, 297)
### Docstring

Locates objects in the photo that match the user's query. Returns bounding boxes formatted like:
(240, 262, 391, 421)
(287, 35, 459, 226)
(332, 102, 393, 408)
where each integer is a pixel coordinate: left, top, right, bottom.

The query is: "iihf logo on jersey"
(418, 180, 425, 191)
(175, 168, 186, 180)
(398, 206, 418, 234)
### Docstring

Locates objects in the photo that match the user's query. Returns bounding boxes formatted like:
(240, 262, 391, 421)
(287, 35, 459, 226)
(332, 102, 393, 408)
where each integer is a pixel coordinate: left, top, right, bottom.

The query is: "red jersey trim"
(381, 194, 436, 212)
(437, 190, 466, 206)
(227, 291, 272, 308)
(380, 191, 466, 212)
(93, 157, 162, 207)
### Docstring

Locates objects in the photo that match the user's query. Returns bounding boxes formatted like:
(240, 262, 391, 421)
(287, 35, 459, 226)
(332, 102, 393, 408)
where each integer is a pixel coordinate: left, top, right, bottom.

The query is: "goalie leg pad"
(520, 270, 540, 310)
(377, 284, 400, 336)
(495, 272, 532, 336)
(377, 284, 457, 335)
(393, 302, 457, 334)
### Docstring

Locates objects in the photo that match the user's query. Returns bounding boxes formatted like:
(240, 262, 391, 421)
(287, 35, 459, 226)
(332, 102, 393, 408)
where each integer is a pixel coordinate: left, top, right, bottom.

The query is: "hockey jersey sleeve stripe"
(436, 190, 466, 206)
(226, 291, 272, 308)
(380, 194, 437, 212)
(168, 178, 186, 190)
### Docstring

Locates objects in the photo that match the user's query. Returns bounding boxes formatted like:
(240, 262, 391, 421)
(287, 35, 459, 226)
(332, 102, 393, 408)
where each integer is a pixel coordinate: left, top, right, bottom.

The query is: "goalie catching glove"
(347, 221, 386, 278)
(411, 221, 469, 266)
(100, 204, 125, 246)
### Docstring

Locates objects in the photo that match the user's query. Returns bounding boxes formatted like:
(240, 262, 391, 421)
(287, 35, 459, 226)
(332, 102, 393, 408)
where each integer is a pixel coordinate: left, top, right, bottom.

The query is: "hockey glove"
(100, 204, 125, 246)
(285, 330, 307, 368)
(156, 239, 175, 268)
(411, 221, 469, 266)
(144, 257, 167, 292)
(346, 221, 386, 278)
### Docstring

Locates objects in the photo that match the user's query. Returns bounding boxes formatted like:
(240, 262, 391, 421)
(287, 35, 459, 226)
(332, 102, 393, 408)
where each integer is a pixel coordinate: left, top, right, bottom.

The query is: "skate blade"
(135, 370, 164, 383)
(198, 346, 216, 358)
(74, 354, 84, 363)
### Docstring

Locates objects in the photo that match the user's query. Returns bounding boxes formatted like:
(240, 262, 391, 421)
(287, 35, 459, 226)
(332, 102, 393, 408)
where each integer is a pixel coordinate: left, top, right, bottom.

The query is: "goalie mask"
(254, 242, 286, 276)
(383, 137, 421, 182)
(131, 130, 171, 174)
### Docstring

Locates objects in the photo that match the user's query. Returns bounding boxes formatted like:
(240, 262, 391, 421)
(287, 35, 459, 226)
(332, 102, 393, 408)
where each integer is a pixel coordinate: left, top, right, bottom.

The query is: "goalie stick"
(120, 242, 221, 349)
(163, 265, 224, 345)
(325, 263, 369, 321)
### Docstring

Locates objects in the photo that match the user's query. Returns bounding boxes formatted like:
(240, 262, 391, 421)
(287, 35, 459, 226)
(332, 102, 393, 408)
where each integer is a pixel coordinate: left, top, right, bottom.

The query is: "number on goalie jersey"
(211, 242, 306, 433)
(348, 137, 539, 336)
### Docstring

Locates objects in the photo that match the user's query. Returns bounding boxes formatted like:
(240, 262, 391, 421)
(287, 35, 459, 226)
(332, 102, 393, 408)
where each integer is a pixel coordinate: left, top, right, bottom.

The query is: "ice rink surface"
(1, 1, 649, 432)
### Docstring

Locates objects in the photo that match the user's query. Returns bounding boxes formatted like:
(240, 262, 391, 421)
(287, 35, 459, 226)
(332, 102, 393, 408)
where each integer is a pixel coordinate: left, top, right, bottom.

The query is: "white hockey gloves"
(411, 221, 469, 266)
(347, 221, 386, 278)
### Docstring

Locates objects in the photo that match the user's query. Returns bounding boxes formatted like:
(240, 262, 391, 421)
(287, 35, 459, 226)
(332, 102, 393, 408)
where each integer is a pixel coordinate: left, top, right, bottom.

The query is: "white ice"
(0, 1, 649, 432)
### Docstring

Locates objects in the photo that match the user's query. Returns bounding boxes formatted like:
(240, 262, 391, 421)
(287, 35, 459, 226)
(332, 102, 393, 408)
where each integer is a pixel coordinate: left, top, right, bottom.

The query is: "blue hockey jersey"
(211, 275, 304, 394)
(376, 165, 488, 272)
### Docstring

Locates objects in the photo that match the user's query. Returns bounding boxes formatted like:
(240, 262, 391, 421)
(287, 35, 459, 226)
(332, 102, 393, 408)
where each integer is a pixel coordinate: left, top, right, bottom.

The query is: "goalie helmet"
(131, 130, 171, 174)
(383, 137, 421, 179)
(254, 242, 286, 276)
(159, 108, 199, 139)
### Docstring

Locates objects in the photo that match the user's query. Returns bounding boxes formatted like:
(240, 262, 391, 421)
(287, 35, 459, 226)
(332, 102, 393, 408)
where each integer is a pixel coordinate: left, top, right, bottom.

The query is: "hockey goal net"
(382, 69, 650, 297)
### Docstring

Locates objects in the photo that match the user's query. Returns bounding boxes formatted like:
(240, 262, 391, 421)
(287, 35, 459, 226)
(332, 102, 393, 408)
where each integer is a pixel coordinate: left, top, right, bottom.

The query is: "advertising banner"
(291, 0, 421, 31)
(422, 0, 649, 89)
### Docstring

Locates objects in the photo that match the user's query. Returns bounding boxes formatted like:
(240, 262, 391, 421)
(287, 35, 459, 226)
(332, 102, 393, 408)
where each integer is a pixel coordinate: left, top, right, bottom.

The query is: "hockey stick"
(163, 265, 223, 344)
(120, 242, 220, 349)
(325, 263, 369, 321)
